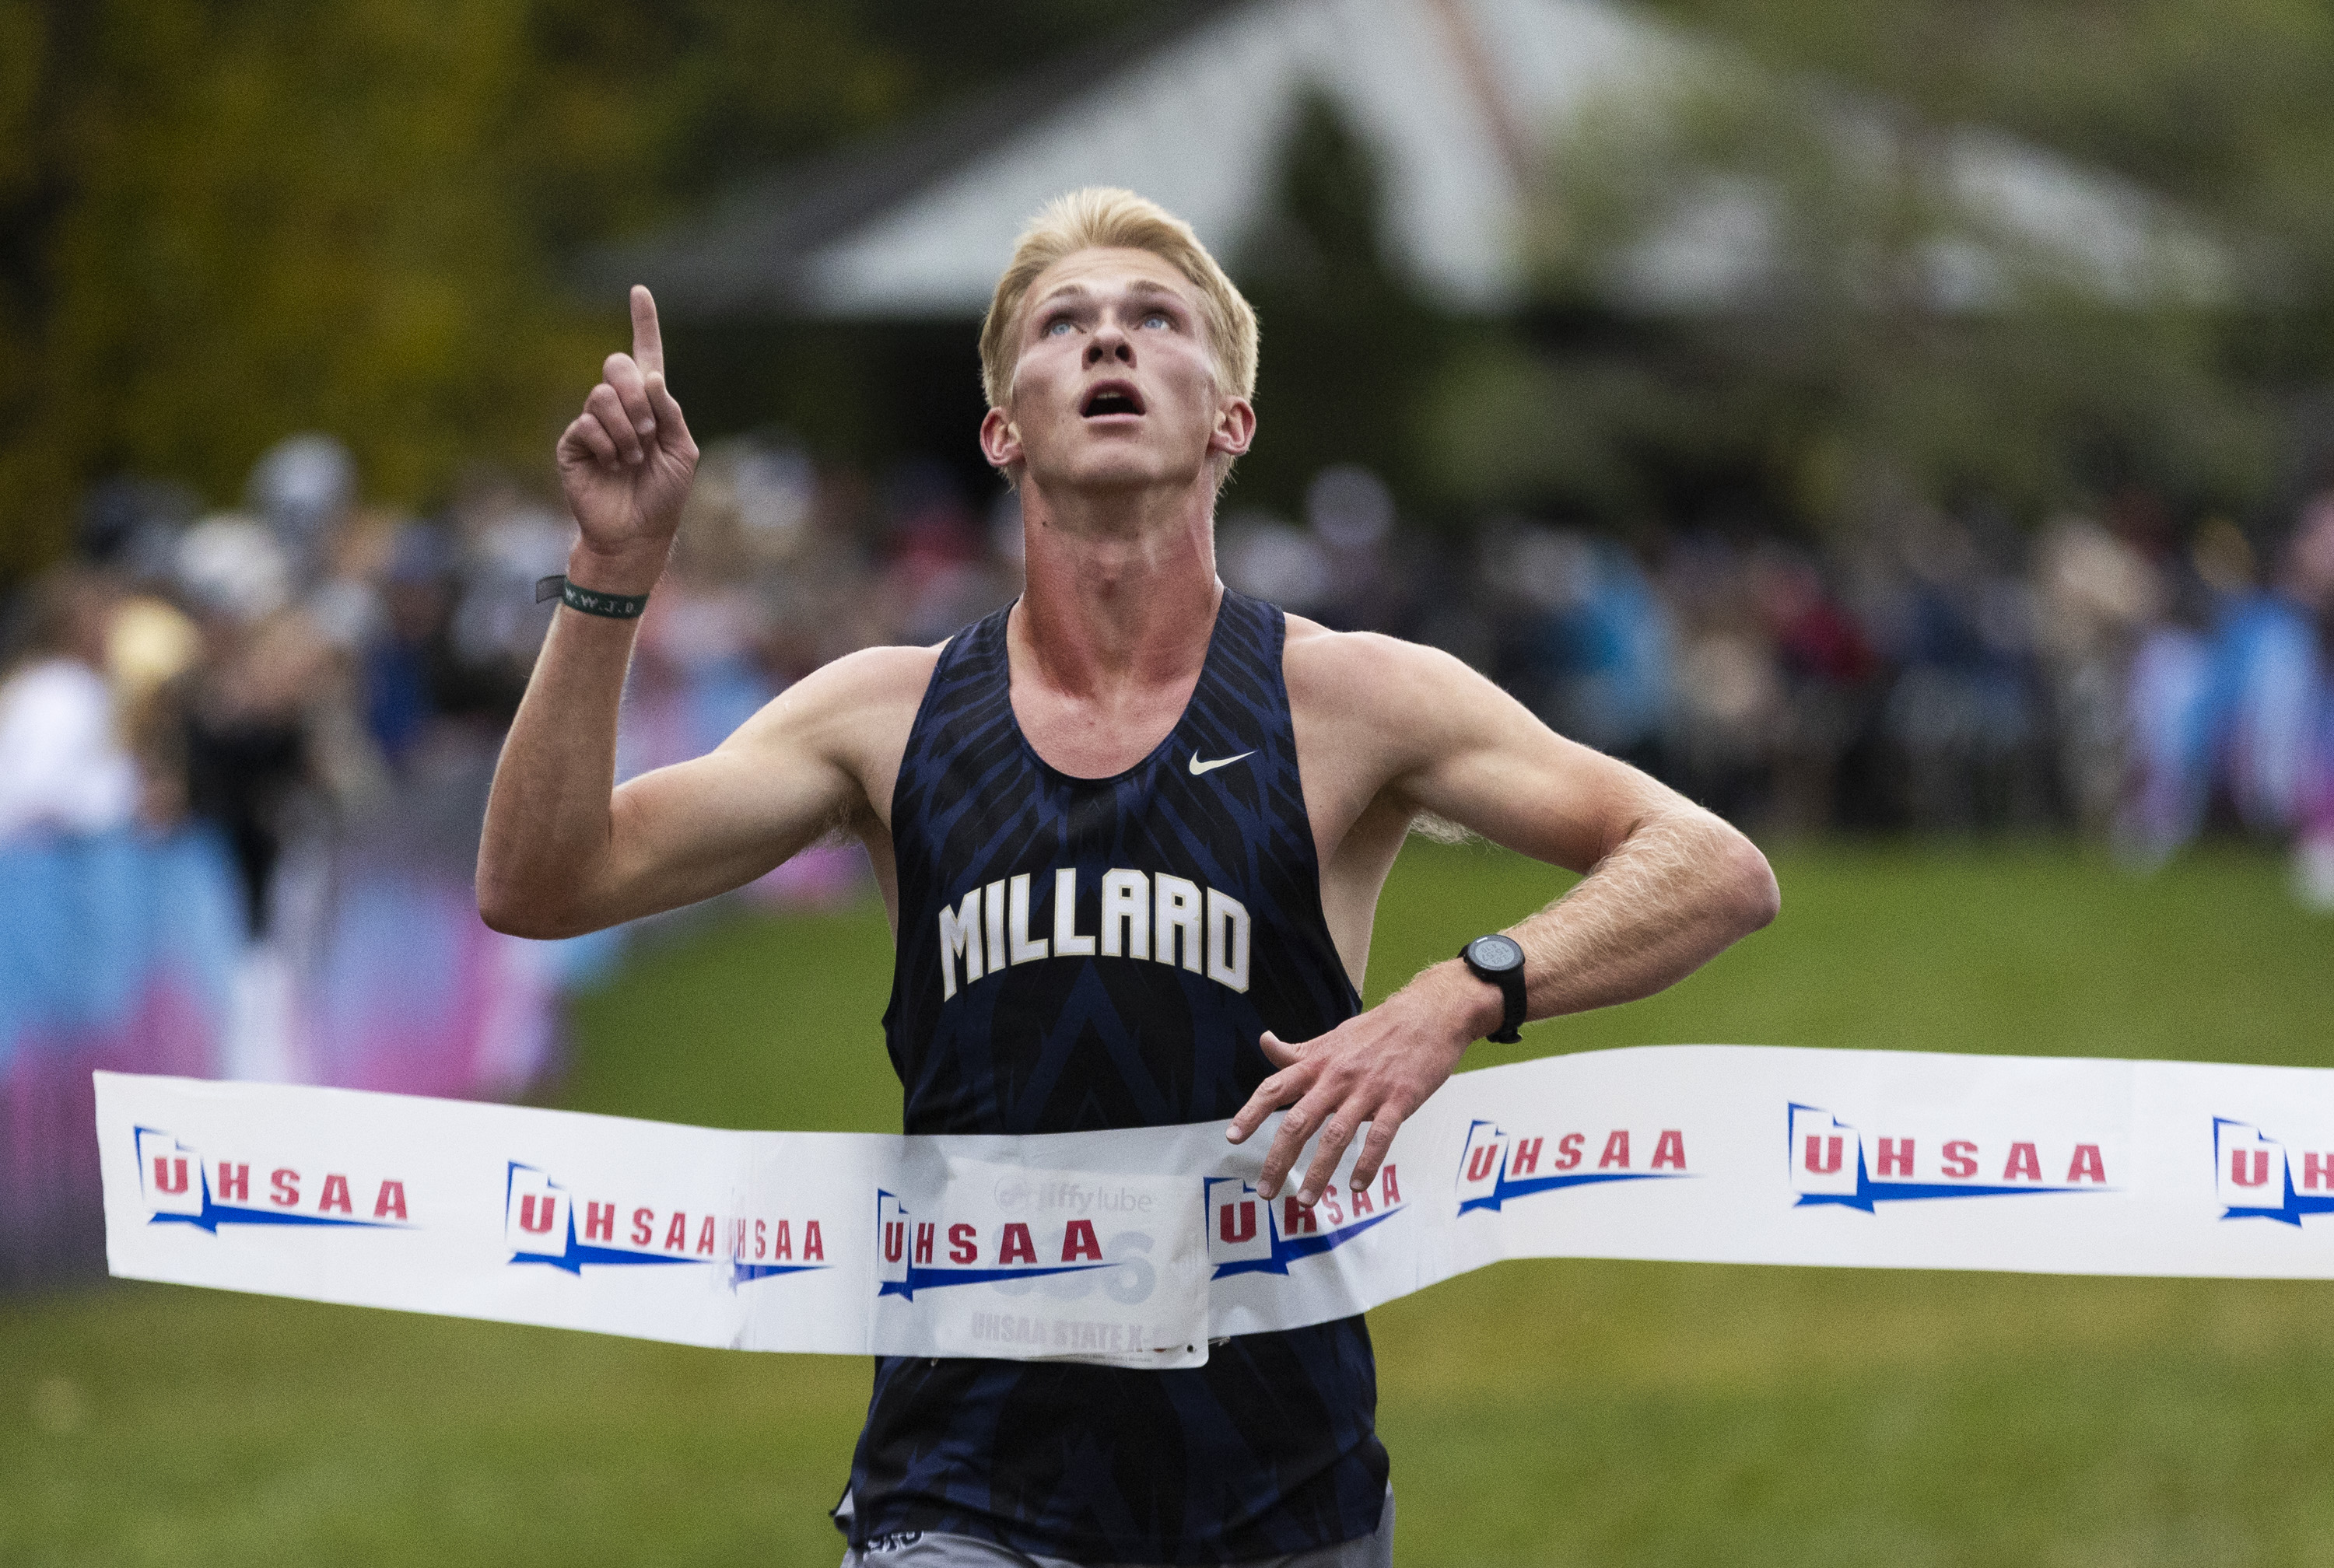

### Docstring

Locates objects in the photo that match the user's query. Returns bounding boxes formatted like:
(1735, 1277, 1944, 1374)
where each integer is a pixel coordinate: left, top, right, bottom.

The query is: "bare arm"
(1230, 633, 1779, 1204)
(479, 639, 905, 938)
(476, 288, 882, 939)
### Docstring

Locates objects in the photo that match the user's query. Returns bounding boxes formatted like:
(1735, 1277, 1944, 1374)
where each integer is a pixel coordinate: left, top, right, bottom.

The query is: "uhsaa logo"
(1204, 1167, 1404, 1279)
(135, 1127, 410, 1232)
(875, 1188, 1144, 1302)
(2213, 1119, 2334, 1227)
(1789, 1104, 2112, 1212)
(1454, 1119, 1688, 1216)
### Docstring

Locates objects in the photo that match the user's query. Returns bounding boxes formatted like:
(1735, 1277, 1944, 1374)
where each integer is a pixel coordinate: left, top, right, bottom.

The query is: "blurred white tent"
(605, 0, 2225, 320)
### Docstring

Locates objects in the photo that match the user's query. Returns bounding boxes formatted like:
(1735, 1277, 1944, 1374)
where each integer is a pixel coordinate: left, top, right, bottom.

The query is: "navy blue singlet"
(841, 589, 1389, 1563)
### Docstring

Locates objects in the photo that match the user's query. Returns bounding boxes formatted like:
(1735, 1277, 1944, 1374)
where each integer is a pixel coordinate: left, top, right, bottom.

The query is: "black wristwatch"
(1458, 934, 1526, 1044)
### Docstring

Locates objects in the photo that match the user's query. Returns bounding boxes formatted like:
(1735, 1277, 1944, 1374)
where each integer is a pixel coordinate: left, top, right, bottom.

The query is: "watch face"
(1468, 934, 1523, 972)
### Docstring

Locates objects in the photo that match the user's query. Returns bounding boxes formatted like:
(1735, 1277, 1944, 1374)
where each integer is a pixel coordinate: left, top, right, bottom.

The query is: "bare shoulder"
(1281, 614, 1509, 772)
(1282, 613, 1477, 684)
(748, 642, 941, 720)
(727, 642, 939, 744)
(718, 642, 943, 816)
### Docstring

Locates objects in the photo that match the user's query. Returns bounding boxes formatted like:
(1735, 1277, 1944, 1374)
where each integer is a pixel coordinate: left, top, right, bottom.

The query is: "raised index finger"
(629, 285, 664, 376)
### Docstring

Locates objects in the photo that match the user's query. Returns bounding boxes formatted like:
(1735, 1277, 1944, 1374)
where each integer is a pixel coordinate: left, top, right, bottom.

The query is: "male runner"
(479, 187, 1778, 1566)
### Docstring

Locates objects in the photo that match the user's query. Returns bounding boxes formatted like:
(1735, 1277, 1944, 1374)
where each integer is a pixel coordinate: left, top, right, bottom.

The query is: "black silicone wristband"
(535, 575, 648, 619)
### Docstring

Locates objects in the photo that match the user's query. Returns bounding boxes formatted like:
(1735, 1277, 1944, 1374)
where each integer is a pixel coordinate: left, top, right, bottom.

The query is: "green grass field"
(6, 841, 2332, 1566)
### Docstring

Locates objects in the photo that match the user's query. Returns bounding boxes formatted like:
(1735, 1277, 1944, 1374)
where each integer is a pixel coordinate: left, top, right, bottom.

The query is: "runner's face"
(990, 248, 1248, 495)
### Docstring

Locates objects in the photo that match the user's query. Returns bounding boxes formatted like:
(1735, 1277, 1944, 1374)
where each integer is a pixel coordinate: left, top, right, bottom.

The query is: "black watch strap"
(1459, 935, 1526, 1044)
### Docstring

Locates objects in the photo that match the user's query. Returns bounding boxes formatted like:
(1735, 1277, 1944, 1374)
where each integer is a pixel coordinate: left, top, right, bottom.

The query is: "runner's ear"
(980, 407, 1024, 472)
(1209, 397, 1255, 460)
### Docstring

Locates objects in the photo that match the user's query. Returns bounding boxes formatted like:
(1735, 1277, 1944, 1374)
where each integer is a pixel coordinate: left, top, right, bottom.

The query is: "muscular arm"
(1232, 630, 1779, 1204)
(478, 636, 916, 939)
(1489, 801, 1773, 1020)
(1393, 638, 1778, 1024)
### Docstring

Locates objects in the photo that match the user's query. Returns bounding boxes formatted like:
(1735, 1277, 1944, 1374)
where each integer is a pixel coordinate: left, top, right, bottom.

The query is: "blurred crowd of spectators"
(1233, 469, 2334, 905)
(9, 436, 2334, 920)
(0, 433, 891, 955)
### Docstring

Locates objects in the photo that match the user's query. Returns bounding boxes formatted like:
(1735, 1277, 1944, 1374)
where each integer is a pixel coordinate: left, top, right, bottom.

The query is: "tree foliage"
(0, 0, 1171, 580)
(1232, 89, 1449, 523)
(1649, 0, 2334, 292)
(1582, 0, 2334, 527)
(1434, 51, 2274, 532)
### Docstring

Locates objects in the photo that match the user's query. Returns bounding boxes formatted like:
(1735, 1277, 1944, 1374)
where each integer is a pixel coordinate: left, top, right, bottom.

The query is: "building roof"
(600, 0, 2226, 320)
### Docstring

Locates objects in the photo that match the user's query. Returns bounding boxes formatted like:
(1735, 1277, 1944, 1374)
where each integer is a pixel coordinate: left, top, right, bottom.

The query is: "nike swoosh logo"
(1188, 751, 1256, 776)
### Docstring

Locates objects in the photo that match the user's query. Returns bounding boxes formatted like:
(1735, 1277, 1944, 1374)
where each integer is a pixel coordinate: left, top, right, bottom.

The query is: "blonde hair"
(980, 188, 1258, 410)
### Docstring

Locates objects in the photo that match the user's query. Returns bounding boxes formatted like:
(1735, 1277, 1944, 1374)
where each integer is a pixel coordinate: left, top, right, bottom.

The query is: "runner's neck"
(1013, 478, 1222, 702)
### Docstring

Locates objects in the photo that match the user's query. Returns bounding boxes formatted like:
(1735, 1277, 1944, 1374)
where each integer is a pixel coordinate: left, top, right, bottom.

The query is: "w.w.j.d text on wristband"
(534, 575, 649, 619)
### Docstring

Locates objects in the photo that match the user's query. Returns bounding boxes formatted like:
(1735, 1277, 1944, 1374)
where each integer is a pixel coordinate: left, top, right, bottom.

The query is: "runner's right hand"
(555, 285, 699, 566)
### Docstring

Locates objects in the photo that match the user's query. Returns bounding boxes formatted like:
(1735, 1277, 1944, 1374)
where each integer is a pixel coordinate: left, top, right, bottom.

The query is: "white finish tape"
(97, 1045, 2334, 1367)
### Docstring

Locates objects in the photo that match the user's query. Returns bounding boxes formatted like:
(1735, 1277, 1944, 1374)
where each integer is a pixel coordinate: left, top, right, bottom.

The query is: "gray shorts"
(838, 1489, 1395, 1568)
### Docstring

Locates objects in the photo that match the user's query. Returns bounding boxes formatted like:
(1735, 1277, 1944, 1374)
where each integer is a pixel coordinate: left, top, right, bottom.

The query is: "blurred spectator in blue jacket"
(1492, 522, 1675, 776)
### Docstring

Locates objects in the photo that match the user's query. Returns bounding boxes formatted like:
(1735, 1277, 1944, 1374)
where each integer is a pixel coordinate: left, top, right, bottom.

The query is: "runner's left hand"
(1225, 964, 1495, 1205)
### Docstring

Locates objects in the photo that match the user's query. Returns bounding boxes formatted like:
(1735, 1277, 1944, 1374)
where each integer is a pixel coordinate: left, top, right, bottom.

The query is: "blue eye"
(1045, 319, 1074, 337)
(1141, 313, 1171, 330)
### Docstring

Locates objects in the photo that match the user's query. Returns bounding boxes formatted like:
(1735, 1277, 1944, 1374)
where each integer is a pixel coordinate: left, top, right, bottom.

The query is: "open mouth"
(1081, 383, 1145, 418)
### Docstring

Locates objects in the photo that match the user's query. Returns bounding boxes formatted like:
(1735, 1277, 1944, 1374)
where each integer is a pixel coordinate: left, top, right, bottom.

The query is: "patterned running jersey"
(842, 588, 1388, 1563)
